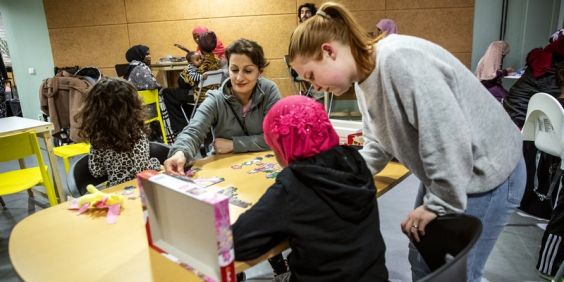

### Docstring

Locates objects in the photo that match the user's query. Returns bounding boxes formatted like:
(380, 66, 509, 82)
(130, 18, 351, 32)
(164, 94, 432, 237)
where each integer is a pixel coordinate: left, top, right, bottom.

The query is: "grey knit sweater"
(356, 34, 522, 215)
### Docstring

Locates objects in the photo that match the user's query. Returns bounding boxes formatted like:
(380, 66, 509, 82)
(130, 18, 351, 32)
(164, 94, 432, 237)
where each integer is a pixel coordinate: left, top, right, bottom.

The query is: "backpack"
(39, 71, 94, 143)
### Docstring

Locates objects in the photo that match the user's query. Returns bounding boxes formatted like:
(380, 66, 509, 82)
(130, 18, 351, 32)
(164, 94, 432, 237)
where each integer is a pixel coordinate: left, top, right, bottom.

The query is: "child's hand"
(203, 73, 208, 80)
(213, 138, 234, 154)
(164, 151, 188, 175)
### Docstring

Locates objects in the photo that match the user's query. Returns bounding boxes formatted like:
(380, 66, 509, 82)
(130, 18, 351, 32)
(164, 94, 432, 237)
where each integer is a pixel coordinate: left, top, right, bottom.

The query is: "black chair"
(149, 141, 171, 164)
(414, 214, 482, 282)
(66, 154, 107, 197)
(115, 63, 130, 78)
(66, 142, 170, 197)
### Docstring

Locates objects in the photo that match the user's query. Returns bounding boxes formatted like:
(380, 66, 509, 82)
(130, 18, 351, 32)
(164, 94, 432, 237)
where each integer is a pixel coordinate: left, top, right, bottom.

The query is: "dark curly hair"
(298, 3, 317, 22)
(225, 38, 269, 70)
(75, 78, 147, 152)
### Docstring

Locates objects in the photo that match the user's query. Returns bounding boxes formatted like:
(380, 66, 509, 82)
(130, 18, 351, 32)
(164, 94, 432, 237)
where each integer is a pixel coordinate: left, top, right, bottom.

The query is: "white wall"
(0, 0, 54, 119)
(472, 0, 562, 71)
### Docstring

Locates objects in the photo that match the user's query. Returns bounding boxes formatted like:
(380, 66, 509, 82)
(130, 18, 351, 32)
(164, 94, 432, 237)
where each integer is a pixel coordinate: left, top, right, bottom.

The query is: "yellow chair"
(53, 142, 91, 173)
(0, 131, 58, 207)
(138, 89, 168, 144)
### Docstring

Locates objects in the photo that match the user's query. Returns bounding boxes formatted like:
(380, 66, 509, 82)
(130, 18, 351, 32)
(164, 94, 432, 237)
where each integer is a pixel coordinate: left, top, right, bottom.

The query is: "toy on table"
(68, 184, 124, 224)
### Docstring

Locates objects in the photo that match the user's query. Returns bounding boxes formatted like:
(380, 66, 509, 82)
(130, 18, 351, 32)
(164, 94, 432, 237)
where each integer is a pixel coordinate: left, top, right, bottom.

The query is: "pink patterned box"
(137, 171, 236, 282)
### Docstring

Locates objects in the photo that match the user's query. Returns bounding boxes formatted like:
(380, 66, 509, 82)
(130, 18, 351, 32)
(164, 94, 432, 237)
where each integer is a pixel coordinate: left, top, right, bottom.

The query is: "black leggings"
(161, 87, 194, 133)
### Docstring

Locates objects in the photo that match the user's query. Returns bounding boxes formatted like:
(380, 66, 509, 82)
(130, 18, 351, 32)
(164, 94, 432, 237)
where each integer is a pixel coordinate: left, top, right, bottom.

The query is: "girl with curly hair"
(232, 95, 388, 282)
(75, 78, 161, 186)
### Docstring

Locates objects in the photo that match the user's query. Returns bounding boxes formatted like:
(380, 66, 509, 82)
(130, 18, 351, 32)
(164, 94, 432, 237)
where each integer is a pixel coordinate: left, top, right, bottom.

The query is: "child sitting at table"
(75, 78, 161, 186)
(232, 95, 388, 282)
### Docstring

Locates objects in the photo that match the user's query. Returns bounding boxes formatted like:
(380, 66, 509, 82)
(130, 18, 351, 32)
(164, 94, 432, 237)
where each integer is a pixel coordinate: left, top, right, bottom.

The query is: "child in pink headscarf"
(174, 25, 226, 60)
(232, 95, 388, 282)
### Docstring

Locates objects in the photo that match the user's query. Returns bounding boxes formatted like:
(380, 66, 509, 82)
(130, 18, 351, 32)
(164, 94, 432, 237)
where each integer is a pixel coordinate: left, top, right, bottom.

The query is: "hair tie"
(316, 10, 330, 19)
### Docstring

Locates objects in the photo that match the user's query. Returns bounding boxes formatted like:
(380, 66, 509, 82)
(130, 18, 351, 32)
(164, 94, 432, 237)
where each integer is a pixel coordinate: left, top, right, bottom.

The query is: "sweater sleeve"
(232, 182, 289, 261)
(384, 47, 473, 215)
(356, 90, 393, 174)
(232, 81, 281, 153)
(169, 95, 217, 161)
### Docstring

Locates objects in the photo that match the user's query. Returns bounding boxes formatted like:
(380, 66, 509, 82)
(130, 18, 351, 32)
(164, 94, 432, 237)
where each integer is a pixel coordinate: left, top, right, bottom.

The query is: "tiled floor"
(0, 154, 550, 282)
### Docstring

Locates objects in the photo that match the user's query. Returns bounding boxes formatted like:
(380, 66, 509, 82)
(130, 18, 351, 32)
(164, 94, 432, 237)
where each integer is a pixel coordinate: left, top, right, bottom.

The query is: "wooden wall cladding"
(386, 0, 474, 10)
(44, 0, 126, 28)
(44, 0, 476, 91)
(387, 8, 474, 53)
(48, 25, 130, 69)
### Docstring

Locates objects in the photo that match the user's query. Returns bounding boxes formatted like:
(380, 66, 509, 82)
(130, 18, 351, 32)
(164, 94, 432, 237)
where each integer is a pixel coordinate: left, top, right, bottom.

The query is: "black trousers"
(161, 87, 194, 133)
(537, 174, 564, 276)
(520, 141, 561, 219)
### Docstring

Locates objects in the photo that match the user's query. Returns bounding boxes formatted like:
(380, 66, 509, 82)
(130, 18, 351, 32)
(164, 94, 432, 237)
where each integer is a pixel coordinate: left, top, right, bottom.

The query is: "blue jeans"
(409, 157, 526, 282)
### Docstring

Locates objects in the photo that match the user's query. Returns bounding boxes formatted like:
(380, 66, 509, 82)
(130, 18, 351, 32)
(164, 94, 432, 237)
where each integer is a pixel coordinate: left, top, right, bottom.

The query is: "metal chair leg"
(0, 196, 6, 209)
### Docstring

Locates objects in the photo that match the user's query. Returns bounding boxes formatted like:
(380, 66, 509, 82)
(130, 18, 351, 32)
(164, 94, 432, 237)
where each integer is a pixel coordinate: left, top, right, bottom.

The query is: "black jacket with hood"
(232, 145, 388, 282)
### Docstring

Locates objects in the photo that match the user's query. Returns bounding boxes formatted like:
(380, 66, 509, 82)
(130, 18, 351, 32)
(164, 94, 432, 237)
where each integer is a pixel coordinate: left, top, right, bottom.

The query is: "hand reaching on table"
(164, 151, 189, 175)
(213, 138, 234, 154)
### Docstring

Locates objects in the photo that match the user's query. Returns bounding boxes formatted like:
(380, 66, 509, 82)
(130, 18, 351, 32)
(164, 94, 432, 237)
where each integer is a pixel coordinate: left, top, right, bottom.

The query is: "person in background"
(124, 45, 160, 90)
(504, 31, 564, 222)
(164, 38, 280, 173)
(174, 25, 226, 62)
(232, 95, 388, 282)
(475, 40, 513, 102)
(288, 3, 525, 281)
(375, 18, 398, 36)
(75, 78, 161, 186)
(163, 32, 222, 139)
(298, 3, 317, 23)
(179, 51, 204, 89)
(536, 60, 564, 280)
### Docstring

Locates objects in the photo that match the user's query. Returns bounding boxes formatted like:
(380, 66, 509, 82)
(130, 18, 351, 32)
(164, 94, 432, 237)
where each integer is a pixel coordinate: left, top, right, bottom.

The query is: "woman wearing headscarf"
(375, 18, 398, 36)
(124, 45, 160, 90)
(475, 41, 512, 102)
(174, 26, 226, 61)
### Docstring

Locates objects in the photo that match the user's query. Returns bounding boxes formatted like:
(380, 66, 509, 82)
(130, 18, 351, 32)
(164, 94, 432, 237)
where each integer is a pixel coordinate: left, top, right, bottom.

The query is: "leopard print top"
(88, 134, 161, 186)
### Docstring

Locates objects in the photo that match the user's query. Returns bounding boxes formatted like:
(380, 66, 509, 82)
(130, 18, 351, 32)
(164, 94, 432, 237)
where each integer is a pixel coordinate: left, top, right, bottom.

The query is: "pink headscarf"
(192, 25, 226, 59)
(475, 41, 510, 81)
(263, 95, 339, 167)
(376, 19, 398, 35)
(192, 25, 209, 36)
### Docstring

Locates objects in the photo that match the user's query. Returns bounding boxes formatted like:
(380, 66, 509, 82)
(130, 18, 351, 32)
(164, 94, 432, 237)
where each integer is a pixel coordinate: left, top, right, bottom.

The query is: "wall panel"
(44, 0, 126, 28)
(44, 0, 476, 79)
(388, 8, 474, 53)
(49, 25, 130, 68)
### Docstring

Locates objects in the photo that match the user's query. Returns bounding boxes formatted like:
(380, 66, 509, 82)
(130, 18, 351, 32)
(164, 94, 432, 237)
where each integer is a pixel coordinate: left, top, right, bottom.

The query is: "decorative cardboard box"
(347, 132, 364, 146)
(137, 171, 236, 282)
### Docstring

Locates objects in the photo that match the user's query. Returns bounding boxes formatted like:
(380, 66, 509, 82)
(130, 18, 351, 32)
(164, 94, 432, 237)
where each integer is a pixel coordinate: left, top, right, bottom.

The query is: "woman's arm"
(169, 94, 218, 161)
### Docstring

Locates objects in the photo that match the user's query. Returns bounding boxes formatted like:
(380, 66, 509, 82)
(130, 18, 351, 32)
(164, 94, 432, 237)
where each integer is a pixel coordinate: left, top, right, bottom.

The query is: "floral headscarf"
(263, 95, 339, 167)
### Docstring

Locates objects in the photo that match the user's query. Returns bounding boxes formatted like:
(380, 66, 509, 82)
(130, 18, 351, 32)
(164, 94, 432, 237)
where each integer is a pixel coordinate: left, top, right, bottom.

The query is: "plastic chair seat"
(0, 166, 47, 195)
(0, 131, 58, 206)
(138, 89, 168, 144)
(53, 142, 90, 173)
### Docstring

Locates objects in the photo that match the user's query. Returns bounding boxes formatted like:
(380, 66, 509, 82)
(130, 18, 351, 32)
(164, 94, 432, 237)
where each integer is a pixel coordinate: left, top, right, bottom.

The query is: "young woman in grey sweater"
(288, 3, 525, 282)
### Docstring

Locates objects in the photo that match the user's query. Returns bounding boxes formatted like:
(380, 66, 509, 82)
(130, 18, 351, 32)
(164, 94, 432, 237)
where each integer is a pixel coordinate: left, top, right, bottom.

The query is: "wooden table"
(9, 151, 409, 281)
(0, 116, 65, 202)
(151, 61, 187, 88)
